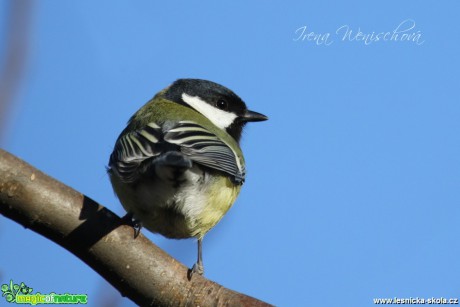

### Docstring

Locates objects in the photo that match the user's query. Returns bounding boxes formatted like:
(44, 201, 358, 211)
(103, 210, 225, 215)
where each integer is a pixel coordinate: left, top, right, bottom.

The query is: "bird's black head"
(163, 79, 267, 142)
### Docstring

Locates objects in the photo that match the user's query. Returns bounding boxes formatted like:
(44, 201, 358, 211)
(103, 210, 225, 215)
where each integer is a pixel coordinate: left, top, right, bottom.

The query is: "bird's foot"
(187, 262, 204, 280)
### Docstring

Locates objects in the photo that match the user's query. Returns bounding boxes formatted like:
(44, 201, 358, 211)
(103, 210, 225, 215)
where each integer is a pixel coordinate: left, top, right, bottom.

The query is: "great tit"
(108, 79, 267, 275)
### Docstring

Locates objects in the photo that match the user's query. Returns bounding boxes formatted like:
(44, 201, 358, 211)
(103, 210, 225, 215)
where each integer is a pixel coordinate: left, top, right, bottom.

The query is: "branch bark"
(0, 149, 271, 307)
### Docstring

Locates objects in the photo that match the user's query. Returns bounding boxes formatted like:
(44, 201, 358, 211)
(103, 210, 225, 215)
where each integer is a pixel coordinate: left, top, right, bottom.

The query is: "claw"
(132, 219, 142, 238)
(122, 212, 142, 238)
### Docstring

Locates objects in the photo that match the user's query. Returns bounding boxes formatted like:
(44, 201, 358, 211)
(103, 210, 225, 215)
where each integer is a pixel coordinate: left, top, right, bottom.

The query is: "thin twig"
(0, 0, 34, 141)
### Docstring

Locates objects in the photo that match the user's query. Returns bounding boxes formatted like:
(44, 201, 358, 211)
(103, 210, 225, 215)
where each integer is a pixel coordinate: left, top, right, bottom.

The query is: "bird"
(108, 78, 267, 276)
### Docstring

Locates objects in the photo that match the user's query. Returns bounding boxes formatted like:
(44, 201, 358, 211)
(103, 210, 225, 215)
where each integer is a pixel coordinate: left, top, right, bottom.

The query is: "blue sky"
(1, 1, 459, 306)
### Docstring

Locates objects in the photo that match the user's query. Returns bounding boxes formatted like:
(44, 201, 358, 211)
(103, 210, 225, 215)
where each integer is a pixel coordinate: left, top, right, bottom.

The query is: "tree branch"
(0, 149, 271, 307)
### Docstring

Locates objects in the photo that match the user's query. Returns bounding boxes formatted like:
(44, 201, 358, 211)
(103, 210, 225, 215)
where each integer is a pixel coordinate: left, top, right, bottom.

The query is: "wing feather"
(109, 120, 245, 184)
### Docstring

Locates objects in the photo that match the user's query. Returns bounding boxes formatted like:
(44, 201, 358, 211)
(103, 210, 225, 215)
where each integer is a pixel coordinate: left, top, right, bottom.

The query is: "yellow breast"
(194, 176, 241, 239)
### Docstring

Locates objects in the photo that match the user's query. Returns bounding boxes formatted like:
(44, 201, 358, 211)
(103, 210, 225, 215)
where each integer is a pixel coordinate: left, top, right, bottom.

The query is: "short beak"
(242, 110, 268, 122)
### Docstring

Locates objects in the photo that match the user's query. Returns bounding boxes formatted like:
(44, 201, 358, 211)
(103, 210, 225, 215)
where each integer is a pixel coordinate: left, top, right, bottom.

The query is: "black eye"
(216, 99, 228, 110)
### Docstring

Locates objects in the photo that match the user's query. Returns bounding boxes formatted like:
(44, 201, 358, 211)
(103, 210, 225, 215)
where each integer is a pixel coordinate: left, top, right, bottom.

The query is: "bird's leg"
(122, 212, 143, 238)
(189, 238, 204, 278)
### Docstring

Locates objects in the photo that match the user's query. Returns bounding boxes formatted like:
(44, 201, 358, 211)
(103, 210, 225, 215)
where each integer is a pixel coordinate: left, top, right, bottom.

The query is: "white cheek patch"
(181, 93, 237, 129)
